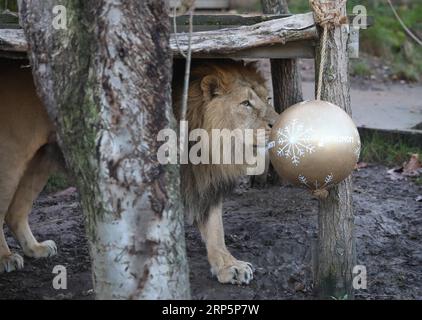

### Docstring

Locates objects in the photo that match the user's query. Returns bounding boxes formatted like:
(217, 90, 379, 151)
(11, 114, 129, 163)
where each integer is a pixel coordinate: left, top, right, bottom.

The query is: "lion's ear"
(200, 75, 221, 101)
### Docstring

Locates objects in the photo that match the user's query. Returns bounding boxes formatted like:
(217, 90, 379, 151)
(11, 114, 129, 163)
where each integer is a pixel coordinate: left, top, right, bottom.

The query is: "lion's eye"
(241, 100, 252, 108)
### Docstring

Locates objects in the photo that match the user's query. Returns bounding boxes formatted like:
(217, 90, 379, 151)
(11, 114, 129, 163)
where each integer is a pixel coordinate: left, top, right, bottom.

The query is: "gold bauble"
(269, 100, 361, 191)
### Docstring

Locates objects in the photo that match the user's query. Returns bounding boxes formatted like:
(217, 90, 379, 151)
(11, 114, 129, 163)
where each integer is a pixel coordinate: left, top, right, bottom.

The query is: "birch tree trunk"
(260, 0, 303, 185)
(19, 0, 190, 299)
(314, 1, 356, 300)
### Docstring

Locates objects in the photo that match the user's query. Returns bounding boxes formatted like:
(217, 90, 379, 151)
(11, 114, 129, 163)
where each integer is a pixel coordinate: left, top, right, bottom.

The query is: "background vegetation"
(287, 0, 422, 82)
(0, 0, 17, 11)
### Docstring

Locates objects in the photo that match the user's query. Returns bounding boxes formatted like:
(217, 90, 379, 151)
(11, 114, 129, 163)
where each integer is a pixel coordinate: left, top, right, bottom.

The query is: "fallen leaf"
(294, 282, 305, 292)
(355, 162, 368, 170)
(403, 154, 422, 177)
(387, 167, 406, 181)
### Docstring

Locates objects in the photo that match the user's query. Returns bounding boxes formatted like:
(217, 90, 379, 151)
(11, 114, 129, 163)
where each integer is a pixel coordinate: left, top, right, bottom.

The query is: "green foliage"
(360, 132, 422, 166)
(351, 60, 372, 77)
(0, 0, 18, 11)
(44, 172, 70, 194)
(286, 0, 309, 13)
(288, 0, 422, 81)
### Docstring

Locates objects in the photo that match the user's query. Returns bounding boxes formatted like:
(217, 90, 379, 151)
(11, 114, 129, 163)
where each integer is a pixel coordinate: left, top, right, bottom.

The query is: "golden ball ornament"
(269, 100, 361, 192)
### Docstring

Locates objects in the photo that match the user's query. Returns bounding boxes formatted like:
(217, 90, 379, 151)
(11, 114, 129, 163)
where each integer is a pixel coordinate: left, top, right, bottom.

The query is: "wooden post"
(261, 0, 303, 121)
(313, 1, 356, 299)
(258, 0, 303, 186)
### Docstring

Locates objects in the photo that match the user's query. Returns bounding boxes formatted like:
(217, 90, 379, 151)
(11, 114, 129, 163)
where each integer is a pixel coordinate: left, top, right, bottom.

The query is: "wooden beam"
(176, 41, 316, 59)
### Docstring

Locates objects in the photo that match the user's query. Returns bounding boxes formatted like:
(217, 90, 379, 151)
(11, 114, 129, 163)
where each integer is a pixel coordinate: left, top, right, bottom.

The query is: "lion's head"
(177, 60, 277, 136)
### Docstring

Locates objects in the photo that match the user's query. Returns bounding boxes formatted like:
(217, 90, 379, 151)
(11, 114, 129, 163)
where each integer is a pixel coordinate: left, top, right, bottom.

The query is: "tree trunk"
(258, 0, 303, 186)
(261, 0, 303, 113)
(313, 1, 356, 299)
(19, 0, 190, 299)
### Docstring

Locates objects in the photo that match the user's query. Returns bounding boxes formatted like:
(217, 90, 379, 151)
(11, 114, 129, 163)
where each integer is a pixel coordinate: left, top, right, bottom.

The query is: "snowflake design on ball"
(298, 173, 334, 190)
(276, 119, 315, 166)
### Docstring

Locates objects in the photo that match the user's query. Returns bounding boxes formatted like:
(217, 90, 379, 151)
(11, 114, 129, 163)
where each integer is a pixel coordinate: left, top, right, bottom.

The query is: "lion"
(0, 58, 277, 285)
(173, 59, 277, 284)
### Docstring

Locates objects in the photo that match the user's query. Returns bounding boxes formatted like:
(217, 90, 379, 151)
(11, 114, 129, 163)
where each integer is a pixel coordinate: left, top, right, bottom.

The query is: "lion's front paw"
(0, 253, 24, 273)
(24, 240, 57, 258)
(215, 260, 254, 285)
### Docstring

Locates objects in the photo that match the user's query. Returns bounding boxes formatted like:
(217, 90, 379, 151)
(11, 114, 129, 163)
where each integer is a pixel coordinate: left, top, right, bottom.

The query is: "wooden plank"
(174, 40, 315, 59)
(0, 12, 19, 29)
(0, 28, 26, 52)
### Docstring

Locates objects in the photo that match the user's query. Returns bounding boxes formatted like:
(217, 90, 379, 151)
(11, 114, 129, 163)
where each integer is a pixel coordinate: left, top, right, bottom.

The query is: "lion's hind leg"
(5, 144, 61, 259)
(198, 199, 254, 285)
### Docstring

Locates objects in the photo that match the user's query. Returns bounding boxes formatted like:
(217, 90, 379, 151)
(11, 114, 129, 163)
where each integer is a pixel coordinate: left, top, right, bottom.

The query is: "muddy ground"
(0, 164, 421, 300)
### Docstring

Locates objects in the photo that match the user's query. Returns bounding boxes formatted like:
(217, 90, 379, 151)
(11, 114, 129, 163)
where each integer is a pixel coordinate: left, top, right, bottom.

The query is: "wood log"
(1, 13, 318, 57)
(170, 12, 317, 56)
(261, 0, 303, 113)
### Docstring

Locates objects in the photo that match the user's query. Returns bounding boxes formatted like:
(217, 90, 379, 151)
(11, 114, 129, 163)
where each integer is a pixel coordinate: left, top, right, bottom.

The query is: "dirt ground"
(0, 164, 421, 300)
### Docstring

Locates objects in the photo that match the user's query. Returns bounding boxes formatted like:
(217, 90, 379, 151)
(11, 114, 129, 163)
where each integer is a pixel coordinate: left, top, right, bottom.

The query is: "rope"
(316, 26, 328, 100)
(172, 1, 195, 121)
(310, 0, 348, 101)
(309, 0, 347, 200)
(172, 7, 187, 59)
(310, 0, 348, 29)
(180, 8, 194, 122)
